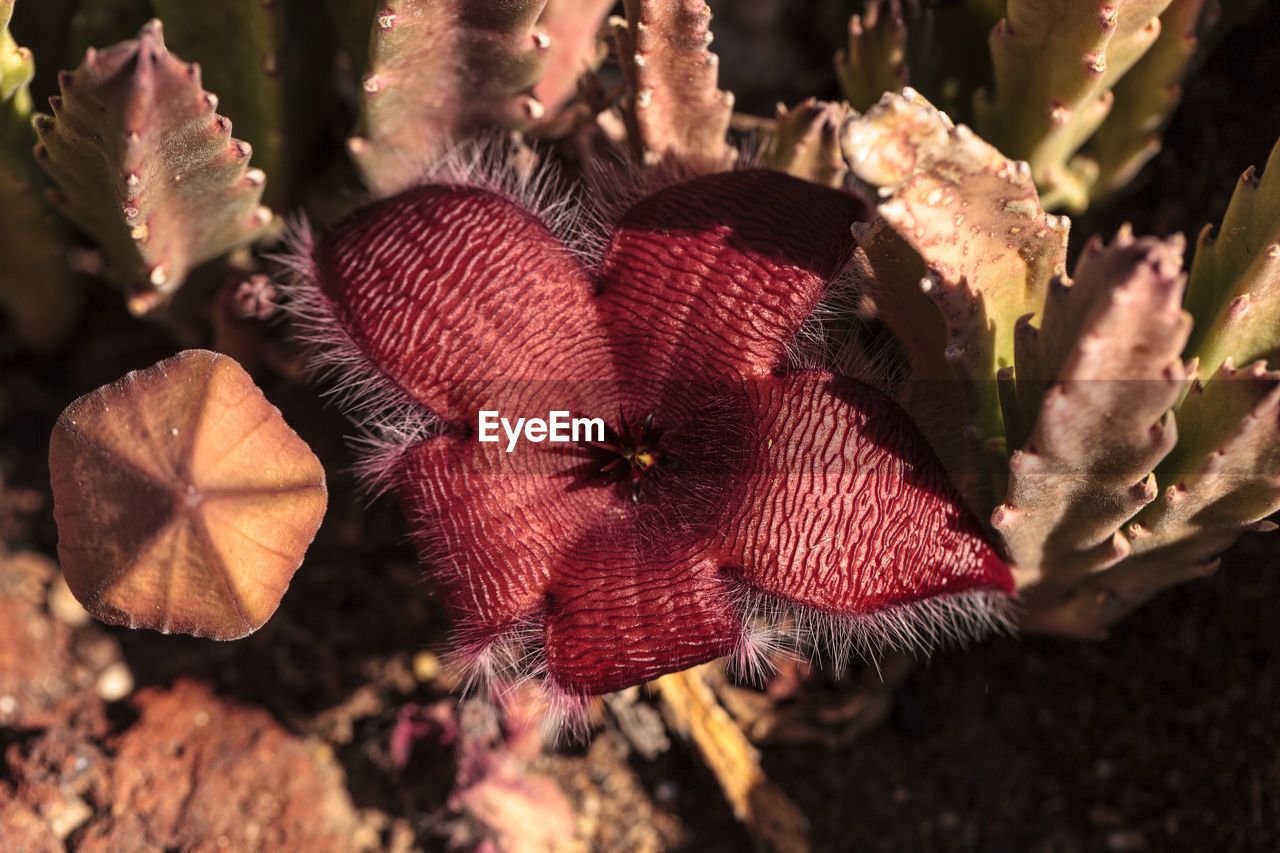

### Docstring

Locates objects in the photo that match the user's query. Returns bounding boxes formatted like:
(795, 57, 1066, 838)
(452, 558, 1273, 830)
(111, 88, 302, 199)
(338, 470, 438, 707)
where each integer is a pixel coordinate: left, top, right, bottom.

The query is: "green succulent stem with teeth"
(32, 19, 271, 313)
(350, 0, 551, 197)
(844, 90, 1280, 637)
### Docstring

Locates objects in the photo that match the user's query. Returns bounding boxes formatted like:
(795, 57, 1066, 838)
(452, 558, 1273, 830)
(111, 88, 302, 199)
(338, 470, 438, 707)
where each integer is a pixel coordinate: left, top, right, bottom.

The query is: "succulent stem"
(612, 0, 735, 172)
(1183, 134, 1280, 376)
(349, 0, 551, 197)
(842, 90, 1068, 513)
(33, 20, 271, 313)
(974, 0, 1174, 212)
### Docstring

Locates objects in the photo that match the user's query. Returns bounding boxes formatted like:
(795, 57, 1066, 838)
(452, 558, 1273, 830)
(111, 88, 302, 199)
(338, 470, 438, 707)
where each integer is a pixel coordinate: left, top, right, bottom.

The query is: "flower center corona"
(583, 410, 664, 501)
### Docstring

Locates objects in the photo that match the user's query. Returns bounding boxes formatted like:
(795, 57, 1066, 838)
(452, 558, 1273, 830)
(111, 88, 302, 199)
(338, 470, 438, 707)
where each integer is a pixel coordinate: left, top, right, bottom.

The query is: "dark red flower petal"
(396, 415, 740, 693)
(313, 186, 616, 424)
(306, 169, 1011, 700)
(712, 373, 1012, 610)
(544, 543, 738, 694)
(597, 170, 871, 402)
(396, 434, 618, 643)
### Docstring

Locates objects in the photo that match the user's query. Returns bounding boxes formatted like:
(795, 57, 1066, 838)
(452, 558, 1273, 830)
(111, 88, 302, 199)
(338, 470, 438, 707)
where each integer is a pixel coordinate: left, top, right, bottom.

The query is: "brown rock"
(0, 550, 125, 728)
(0, 799, 63, 853)
(88, 680, 363, 852)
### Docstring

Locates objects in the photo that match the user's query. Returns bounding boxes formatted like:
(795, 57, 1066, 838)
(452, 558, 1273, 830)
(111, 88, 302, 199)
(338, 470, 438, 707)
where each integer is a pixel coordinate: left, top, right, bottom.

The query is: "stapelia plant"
(288, 166, 1014, 703)
(9, 0, 1278, 842)
(18, 0, 1274, 688)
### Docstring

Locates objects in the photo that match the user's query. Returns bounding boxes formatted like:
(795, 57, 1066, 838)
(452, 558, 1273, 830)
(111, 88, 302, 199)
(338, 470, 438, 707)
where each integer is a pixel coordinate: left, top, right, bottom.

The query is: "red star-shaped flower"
(295, 168, 1012, 701)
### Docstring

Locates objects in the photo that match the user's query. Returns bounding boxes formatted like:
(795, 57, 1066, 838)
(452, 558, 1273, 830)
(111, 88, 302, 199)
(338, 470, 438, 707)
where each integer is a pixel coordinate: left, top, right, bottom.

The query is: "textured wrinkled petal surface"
(314, 185, 617, 423)
(598, 170, 870, 399)
(397, 435, 619, 639)
(713, 374, 1012, 610)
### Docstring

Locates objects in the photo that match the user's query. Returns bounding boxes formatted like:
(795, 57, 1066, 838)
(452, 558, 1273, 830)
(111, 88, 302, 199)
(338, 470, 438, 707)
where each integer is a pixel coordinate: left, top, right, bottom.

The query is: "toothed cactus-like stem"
(1182, 134, 1280, 377)
(835, 0, 910, 113)
(1146, 361, 1280, 548)
(149, 0, 295, 209)
(532, 0, 613, 115)
(32, 20, 271, 314)
(974, 0, 1173, 212)
(994, 230, 1191, 587)
(840, 90, 1280, 638)
(612, 0, 735, 172)
(348, 0, 551, 197)
(1025, 360, 1280, 636)
(1082, 0, 1210, 200)
(766, 99, 849, 188)
(842, 90, 1069, 513)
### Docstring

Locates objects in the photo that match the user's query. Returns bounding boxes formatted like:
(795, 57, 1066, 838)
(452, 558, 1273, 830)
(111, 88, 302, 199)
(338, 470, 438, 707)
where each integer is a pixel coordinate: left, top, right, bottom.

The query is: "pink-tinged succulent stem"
(32, 20, 271, 314)
(612, 0, 735, 172)
(1083, 0, 1211, 200)
(532, 0, 613, 115)
(842, 90, 1069, 514)
(1024, 359, 1280, 636)
(150, 0, 296, 210)
(1139, 362, 1280, 555)
(996, 230, 1191, 589)
(835, 0, 911, 112)
(974, 0, 1174, 212)
(348, 0, 551, 197)
(766, 99, 849, 189)
(839, 89, 1280, 638)
(1183, 134, 1280, 377)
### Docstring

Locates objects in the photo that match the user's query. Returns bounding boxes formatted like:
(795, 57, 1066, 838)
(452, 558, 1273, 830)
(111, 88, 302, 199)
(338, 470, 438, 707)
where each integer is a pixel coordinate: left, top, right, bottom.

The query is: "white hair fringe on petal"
(728, 586, 1017, 684)
(448, 617, 596, 744)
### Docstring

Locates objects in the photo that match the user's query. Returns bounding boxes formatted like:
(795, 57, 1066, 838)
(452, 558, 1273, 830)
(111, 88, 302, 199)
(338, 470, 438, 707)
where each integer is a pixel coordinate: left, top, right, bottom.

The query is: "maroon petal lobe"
(714, 373, 1012, 611)
(597, 170, 871, 397)
(396, 433, 622, 645)
(312, 186, 615, 423)
(544, 543, 738, 694)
